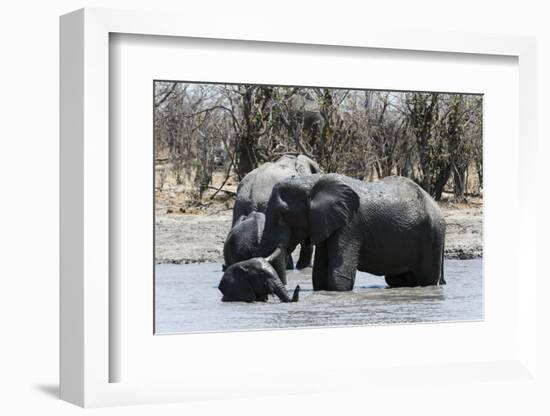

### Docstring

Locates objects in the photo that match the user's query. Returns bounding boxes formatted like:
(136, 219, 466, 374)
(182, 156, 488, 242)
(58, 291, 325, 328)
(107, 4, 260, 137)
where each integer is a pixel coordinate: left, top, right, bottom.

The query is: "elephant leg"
(416, 231, 445, 286)
(312, 241, 329, 291)
(286, 248, 294, 270)
(296, 244, 313, 269)
(385, 272, 417, 288)
(325, 229, 360, 291)
(415, 258, 443, 287)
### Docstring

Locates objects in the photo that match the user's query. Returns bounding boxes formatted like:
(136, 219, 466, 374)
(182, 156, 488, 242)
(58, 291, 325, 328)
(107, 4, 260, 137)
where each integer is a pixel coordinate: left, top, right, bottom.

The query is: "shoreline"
(155, 204, 483, 264)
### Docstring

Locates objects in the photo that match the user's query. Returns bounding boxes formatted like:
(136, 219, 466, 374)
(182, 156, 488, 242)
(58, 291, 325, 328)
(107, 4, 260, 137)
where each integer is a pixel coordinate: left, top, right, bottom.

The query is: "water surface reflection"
(155, 259, 482, 333)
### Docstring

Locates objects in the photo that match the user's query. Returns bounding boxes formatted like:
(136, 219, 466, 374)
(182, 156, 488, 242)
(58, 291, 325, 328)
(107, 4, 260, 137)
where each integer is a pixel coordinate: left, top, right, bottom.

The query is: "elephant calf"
(219, 249, 300, 303)
(222, 211, 265, 271)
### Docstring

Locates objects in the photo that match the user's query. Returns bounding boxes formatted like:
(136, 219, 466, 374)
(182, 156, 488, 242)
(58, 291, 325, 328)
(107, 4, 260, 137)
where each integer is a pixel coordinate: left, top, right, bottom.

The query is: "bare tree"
(154, 82, 483, 205)
(403, 92, 451, 200)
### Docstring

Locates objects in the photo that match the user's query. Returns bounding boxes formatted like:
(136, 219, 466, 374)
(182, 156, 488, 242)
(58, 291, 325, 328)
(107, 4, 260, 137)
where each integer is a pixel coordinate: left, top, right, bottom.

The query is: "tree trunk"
(433, 167, 451, 201)
(236, 134, 256, 178)
(235, 87, 258, 178)
(453, 165, 467, 201)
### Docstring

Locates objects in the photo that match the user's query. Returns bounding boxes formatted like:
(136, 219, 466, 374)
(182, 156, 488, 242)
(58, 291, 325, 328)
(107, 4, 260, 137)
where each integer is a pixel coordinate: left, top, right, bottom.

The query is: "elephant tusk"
(265, 247, 282, 263)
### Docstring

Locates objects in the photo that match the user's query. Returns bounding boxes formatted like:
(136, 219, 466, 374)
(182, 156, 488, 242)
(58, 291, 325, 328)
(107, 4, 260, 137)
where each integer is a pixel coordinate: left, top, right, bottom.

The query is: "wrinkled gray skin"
(219, 249, 300, 303)
(230, 154, 320, 274)
(258, 174, 446, 291)
(223, 212, 265, 271)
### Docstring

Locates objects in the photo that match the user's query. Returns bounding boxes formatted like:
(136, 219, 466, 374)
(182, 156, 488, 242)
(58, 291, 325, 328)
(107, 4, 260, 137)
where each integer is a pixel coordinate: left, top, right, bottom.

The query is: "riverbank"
(155, 200, 482, 264)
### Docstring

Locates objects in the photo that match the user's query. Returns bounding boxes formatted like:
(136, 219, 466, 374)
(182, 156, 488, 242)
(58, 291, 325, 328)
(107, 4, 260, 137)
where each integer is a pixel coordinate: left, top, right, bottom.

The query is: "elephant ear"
(218, 265, 256, 302)
(296, 154, 321, 175)
(308, 176, 359, 244)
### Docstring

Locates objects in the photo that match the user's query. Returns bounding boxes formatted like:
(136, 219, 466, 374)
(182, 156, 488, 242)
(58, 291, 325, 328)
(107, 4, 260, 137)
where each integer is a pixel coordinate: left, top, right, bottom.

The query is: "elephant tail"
(292, 285, 300, 302)
(439, 243, 446, 285)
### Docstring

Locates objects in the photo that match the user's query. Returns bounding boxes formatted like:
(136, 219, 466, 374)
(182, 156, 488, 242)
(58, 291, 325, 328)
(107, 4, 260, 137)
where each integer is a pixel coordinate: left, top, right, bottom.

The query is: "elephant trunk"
(259, 243, 286, 288)
(270, 279, 300, 303)
(291, 285, 300, 302)
(259, 207, 290, 285)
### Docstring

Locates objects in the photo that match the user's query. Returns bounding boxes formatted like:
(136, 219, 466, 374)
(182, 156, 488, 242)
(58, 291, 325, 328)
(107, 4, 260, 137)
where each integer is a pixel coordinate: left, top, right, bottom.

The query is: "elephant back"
(224, 212, 266, 267)
(236, 162, 295, 215)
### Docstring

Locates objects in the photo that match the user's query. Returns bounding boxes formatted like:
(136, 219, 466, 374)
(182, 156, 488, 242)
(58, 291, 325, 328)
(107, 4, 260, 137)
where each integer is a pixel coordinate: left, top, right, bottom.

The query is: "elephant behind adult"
(257, 174, 446, 290)
(232, 154, 320, 225)
(231, 154, 320, 271)
(287, 92, 325, 149)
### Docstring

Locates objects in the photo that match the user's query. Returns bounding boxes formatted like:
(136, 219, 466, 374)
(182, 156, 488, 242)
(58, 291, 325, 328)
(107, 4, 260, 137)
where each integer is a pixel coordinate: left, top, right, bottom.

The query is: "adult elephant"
(257, 174, 446, 291)
(230, 154, 320, 273)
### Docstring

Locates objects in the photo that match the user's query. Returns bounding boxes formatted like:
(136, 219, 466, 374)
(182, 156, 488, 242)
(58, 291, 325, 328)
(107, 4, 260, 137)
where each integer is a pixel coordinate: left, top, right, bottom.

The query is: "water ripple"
(155, 259, 482, 333)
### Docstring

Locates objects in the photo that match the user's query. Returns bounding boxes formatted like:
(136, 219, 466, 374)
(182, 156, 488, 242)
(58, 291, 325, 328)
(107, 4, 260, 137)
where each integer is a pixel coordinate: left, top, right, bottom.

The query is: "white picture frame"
(60, 7, 537, 408)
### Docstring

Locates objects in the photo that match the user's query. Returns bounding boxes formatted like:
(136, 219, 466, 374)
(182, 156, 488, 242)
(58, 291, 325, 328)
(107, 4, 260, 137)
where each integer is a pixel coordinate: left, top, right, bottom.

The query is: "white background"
(1, 1, 549, 415)
(112, 34, 519, 383)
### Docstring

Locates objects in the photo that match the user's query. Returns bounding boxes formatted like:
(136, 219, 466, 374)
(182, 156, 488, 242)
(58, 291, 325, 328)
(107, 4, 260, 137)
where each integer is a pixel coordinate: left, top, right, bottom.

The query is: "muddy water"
(155, 259, 482, 334)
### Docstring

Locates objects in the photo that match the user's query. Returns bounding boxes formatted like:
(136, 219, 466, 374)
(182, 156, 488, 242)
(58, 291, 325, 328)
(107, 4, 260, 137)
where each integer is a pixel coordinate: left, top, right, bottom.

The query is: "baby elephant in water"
(219, 248, 300, 303)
